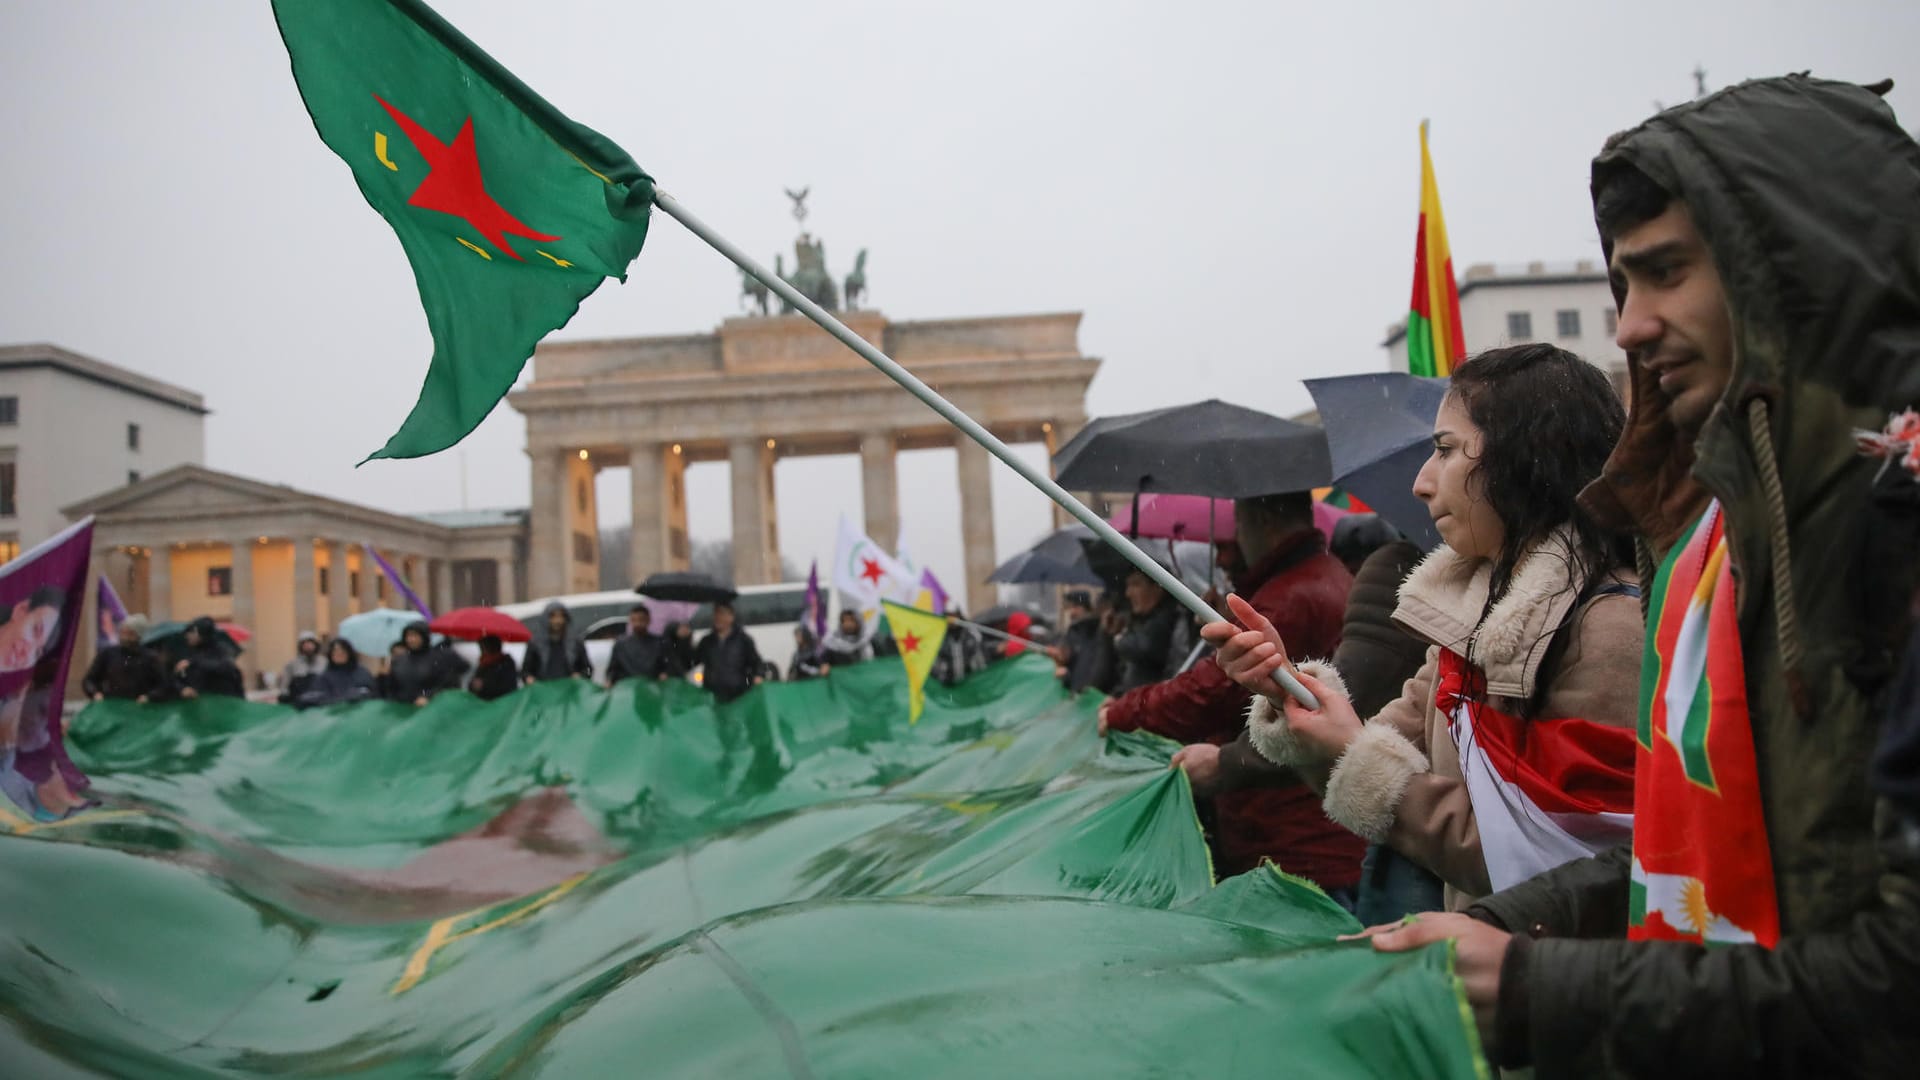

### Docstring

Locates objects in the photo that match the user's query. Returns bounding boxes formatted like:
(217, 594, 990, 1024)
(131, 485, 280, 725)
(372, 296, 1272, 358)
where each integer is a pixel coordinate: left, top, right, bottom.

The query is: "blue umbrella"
(1302, 373, 1449, 550)
(335, 608, 424, 659)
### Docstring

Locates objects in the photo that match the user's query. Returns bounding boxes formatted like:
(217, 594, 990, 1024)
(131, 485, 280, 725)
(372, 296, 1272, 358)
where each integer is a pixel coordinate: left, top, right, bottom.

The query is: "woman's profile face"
(1412, 394, 1506, 562)
(0, 601, 60, 672)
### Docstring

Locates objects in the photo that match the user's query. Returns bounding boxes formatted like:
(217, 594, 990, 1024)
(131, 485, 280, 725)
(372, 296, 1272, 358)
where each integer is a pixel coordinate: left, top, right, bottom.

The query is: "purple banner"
(804, 559, 827, 648)
(365, 542, 432, 619)
(0, 518, 95, 821)
(96, 573, 129, 652)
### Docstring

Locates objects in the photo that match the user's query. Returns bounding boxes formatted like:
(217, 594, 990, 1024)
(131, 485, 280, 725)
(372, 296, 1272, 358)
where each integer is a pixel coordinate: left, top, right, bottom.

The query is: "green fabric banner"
(0, 657, 1481, 1077)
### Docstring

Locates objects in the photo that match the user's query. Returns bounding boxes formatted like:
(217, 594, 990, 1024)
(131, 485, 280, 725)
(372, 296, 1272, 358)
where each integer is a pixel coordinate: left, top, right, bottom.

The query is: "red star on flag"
(374, 94, 560, 261)
(899, 631, 922, 654)
(859, 557, 886, 585)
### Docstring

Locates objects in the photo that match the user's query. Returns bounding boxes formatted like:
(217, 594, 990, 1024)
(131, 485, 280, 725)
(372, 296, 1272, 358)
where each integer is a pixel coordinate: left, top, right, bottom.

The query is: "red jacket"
(1104, 530, 1365, 887)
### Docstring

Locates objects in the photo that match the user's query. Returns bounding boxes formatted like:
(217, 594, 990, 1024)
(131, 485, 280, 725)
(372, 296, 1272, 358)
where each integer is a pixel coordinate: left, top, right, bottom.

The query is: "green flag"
(272, 0, 654, 461)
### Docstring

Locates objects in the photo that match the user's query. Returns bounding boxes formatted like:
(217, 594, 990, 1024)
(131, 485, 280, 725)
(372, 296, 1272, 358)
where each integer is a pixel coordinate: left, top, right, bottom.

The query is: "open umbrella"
(1302, 373, 1449, 550)
(141, 620, 243, 660)
(335, 608, 423, 659)
(1053, 400, 1332, 500)
(636, 571, 738, 605)
(429, 607, 532, 643)
(1107, 494, 1235, 542)
(986, 550, 1105, 587)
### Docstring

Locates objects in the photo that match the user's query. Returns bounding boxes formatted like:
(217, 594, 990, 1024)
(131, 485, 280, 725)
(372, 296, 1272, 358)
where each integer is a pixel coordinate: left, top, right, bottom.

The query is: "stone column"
(323, 540, 344, 632)
(728, 438, 779, 586)
(495, 555, 519, 605)
(148, 547, 172, 622)
(432, 558, 454, 613)
(527, 446, 569, 600)
(229, 540, 256, 686)
(860, 432, 899, 546)
(292, 538, 316, 639)
(356, 543, 379, 613)
(663, 446, 690, 572)
(956, 438, 998, 610)
(628, 442, 663, 585)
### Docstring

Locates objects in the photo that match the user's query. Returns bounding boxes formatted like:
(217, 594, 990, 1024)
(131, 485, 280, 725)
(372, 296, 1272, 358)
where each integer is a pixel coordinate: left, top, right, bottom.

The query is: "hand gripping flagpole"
(652, 190, 1318, 709)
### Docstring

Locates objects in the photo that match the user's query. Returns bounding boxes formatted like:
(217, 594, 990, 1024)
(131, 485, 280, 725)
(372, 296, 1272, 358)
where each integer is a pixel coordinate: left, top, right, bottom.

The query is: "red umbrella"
(216, 621, 252, 644)
(428, 607, 531, 643)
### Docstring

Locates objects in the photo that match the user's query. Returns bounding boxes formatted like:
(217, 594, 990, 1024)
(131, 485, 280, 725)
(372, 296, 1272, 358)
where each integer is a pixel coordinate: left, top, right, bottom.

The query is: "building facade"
(1384, 261, 1626, 392)
(507, 310, 1099, 607)
(0, 344, 207, 562)
(64, 466, 527, 689)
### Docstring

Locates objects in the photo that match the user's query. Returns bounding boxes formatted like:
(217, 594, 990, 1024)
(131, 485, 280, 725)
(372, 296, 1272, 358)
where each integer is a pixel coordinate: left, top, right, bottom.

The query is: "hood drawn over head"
(1584, 73, 1920, 705)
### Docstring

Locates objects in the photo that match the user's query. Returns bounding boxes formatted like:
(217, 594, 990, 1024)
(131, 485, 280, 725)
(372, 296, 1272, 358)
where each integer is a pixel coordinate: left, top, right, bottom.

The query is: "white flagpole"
(652, 190, 1316, 708)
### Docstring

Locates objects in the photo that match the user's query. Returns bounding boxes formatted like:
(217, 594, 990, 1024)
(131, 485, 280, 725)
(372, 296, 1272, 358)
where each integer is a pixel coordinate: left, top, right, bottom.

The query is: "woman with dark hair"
(468, 634, 520, 701)
(1208, 343, 1644, 909)
(296, 639, 376, 708)
(173, 615, 245, 700)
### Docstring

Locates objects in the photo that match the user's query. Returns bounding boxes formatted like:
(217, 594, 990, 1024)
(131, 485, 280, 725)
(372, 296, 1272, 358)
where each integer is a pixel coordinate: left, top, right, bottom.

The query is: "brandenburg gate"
(508, 309, 1098, 601)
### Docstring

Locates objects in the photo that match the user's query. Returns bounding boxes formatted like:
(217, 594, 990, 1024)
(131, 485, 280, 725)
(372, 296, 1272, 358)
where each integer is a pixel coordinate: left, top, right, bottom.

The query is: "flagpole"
(651, 189, 1317, 709)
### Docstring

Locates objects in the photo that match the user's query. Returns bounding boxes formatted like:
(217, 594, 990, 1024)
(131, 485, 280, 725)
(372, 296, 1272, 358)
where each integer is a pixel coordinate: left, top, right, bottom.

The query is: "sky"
(4, 0, 1918, 603)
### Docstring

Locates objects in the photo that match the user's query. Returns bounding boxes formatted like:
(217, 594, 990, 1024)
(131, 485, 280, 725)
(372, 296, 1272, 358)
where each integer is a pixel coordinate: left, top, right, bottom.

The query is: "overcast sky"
(4, 0, 1917, 602)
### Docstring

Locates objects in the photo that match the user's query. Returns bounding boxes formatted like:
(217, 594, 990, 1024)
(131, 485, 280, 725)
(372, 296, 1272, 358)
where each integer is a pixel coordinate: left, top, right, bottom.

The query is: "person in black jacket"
(661, 621, 695, 678)
(467, 634, 520, 701)
(384, 621, 463, 705)
(694, 600, 763, 704)
(295, 639, 376, 708)
(84, 614, 168, 702)
(1112, 569, 1180, 692)
(522, 601, 591, 684)
(1048, 591, 1115, 694)
(173, 616, 245, 700)
(606, 606, 672, 686)
(788, 626, 828, 681)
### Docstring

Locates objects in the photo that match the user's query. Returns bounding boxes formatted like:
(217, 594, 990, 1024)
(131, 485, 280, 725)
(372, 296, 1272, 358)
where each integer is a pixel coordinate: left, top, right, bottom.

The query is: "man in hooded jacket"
(173, 616, 244, 699)
(522, 601, 591, 684)
(1360, 76, 1920, 1076)
(384, 621, 464, 705)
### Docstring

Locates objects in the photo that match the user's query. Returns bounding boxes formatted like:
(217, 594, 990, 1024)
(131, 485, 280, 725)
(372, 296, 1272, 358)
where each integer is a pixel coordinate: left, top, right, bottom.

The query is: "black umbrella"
(986, 551, 1106, 587)
(636, 571, 738, 604)
(1302, 373, 1448, 550)
(1052, 400, 1332, 500)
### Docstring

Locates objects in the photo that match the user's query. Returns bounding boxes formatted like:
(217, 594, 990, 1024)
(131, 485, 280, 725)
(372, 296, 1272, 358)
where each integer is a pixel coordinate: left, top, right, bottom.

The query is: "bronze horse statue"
(844, 249, 868, 310)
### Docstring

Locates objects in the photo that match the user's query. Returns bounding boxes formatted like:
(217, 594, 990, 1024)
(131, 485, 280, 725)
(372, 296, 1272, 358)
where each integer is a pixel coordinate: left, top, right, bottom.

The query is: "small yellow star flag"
(881, 600, 950, 724)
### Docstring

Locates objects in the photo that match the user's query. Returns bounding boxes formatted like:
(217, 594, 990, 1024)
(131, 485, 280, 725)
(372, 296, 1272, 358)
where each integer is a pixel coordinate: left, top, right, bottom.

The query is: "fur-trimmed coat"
(1248, 529, 1642, 909)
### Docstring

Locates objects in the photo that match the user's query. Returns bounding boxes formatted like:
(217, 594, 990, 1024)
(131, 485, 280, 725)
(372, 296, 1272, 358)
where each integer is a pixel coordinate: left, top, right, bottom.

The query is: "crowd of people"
(1161, 75, 1917, 1075)
(71, 74, 1920, 1076)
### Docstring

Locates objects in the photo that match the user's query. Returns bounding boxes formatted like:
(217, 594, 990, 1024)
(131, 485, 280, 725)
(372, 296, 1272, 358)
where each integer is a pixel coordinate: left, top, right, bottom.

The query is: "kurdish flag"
(272, 0, 655, 461)
(881, 600, 950, 724)
(1406, 121, 1466, 378)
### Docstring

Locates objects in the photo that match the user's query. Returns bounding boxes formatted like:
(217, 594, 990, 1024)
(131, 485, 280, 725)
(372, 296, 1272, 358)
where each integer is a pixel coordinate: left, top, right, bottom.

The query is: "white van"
(462, 583, 811, 683)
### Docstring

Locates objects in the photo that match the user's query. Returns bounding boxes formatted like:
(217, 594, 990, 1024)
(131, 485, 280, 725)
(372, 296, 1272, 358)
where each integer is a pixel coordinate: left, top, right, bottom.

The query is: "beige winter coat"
(1247, 529, 1643, 910)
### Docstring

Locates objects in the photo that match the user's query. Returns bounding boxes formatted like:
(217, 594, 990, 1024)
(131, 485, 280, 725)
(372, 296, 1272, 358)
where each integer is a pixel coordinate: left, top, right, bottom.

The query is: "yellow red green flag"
(1406, 121, 1465, 377)
(881, 600, 950, 724)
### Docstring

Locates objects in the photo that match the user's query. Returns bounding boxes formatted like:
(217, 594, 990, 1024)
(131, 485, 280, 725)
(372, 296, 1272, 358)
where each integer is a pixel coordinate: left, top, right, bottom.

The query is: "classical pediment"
(63, 466, 300, 520)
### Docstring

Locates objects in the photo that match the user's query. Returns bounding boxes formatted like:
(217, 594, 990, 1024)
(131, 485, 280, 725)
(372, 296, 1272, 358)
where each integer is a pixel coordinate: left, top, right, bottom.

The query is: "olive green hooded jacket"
(1466, 74, 1920, 1077)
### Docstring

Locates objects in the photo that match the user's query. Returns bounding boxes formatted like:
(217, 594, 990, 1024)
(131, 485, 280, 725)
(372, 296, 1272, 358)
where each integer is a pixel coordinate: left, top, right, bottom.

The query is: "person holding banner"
(1101, 492, 1364, 888)
(83, 614, 166, 703)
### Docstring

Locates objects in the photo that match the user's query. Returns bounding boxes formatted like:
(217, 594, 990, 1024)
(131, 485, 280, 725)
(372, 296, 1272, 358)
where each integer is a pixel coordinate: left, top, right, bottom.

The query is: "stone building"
(65, 466, 527, 687)
(1383, 261, 1627, 392)
(0, 344, 206, 563)
(508, 310, 1099, 606)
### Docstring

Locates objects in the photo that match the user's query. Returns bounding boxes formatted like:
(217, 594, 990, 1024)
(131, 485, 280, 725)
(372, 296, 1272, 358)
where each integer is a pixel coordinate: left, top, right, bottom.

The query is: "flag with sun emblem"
(272, 0, 655, 461)
(881, 600, 949, 724)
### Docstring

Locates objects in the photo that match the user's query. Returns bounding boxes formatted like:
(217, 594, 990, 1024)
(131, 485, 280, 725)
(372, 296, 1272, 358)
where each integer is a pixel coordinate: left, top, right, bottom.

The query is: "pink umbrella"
(1107, 494, 1235, 542)
(1107, 494, 1351, 543)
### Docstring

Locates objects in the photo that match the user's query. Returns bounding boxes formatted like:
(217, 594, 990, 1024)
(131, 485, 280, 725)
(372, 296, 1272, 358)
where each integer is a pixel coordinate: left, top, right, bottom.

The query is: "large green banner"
(0, 656, 1481, 1077)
